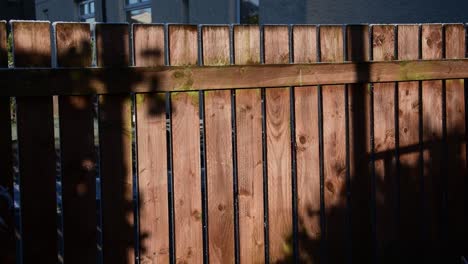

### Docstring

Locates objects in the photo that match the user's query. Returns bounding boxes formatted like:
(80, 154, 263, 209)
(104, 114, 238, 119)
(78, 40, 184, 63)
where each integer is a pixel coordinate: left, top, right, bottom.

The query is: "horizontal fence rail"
(1, 59, 468, 95)
(0, 20, 467, 264)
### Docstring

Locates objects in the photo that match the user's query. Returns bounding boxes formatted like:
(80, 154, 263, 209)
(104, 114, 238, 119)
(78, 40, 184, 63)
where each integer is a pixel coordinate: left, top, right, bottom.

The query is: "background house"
(33, 0, 468, 25)
(0, 0, 36, 21)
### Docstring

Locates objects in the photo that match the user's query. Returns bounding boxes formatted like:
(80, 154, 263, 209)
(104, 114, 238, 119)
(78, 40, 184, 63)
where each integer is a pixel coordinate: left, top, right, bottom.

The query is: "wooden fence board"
(292, 25, 321, 263)
(95, 23, 134, 264)
(5, 59, 468, 96)
(55, 22, 96, 264)
(0, 20, 14, 264)
(421, 24, 443, 256)
(444, 24, 466, 260)
(12, 21, 57, 264)
(169, 25, 203, 264)
(233, 25, 265, 264)
(263, 25, 293, 263)
(396, 24, 420, 255)
(202, 26, 235, 263)
(320, 25, 346, 263)
(371, 25, 397, 260)
(346, 24, 372, 264)
(133, 24, 170, 263)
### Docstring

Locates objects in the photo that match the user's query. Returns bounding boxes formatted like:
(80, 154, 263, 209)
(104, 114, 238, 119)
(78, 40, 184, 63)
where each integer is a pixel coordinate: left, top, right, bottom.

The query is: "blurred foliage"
(7, 32, 12, 67)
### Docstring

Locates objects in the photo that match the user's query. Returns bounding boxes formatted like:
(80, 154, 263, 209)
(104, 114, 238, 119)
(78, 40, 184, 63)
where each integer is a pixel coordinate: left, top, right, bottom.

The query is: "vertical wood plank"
(133, 24, 169, 263)
(233, 25, 265, 264)
(0, 21, 6, 66)
(169, 25, 203, 264)
(12, 21, 57, 263)
(371, 24, 397, 260)
(202, 25, 235, 263)
(55, 22, 96, 264)
(320, 25, 346, 263)
(263, 25, 292, 263)
(444, 23, 466, 260)
(396, 24, 420, 256)
(346, 24, 372, 264)
(293, 25, 321, 263)
(397, 25, 424, 255)
(0, 20, 14, 264)
(421, 24, 443, 255)
(95, 23, 134, 264)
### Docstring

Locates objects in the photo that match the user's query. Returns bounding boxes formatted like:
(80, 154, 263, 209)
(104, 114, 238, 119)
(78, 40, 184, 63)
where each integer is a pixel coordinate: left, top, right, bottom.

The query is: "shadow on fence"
(0, 23, 467, 264)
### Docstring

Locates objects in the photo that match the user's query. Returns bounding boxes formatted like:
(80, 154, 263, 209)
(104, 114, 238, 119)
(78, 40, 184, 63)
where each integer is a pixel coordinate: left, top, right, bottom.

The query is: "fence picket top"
(55, 23, 92, 67)
(293, 25, 317, 64)
(11, 21, 51, 67)
(95, 23, 130, 67)
(168, 25, 198, 66)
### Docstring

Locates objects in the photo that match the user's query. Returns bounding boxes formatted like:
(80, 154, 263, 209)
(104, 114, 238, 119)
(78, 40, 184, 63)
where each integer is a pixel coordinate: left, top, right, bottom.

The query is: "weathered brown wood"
(346, 24, 372, 264)
(233, 25, 265, 264)
(320, 25, 346, 263)
(372, 24, 397, 261)
(133, 24, 170, 263)
(0, 20, 14, 264)
(264, 25, 293, 262)
(397, 24, 421, 257)
(12, 21, 57, 264)
(0, 21, 6, 66)
(202, 26, 235, 263)
(95, 23, 134, 264)
(293, 25, 321, 263)
(444, 23, 466, 260)
(169, 25, 203, 264)
(421, 24, 443, 256)
(4, 59, 468, 96)
(55, 22, 96, 264)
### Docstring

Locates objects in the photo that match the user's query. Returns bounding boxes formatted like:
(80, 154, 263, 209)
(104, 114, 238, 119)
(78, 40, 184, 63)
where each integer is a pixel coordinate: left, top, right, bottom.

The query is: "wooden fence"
(0, 21, 467, 264)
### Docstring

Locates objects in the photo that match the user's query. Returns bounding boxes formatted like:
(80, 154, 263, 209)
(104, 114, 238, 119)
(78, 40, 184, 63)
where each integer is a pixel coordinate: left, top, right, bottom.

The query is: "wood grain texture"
(55, 23, 96, 264)
(202, 26, 235, 263)
(169, 25, 198, 66)
(444, 24, 466, 260)
(0, 20, 14, 264)
(372, 25, 397, 260)
(233, 25, 265, 264)
(396, 24, 420, 255)
(264, 25, 293, 262)
(320, 25, 347, 263)
(0, 21, 6, 66)
(133, 24, 165, 67)
(421, 24, 443, 255)
(5, 59, 468, 96)
(133, 24, 170, 264)
(346, 25, 372, 264)
(95, 23, 134, 264)
(14, 20, 55, 254)
(12, 21, 57, 264)
(169, 25, 203, 264)
(293, 25, 321, 263)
